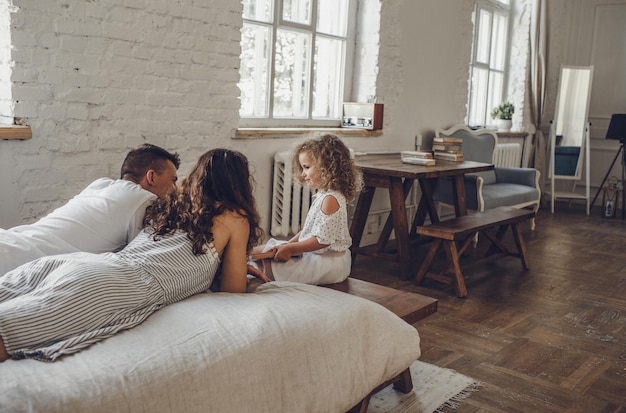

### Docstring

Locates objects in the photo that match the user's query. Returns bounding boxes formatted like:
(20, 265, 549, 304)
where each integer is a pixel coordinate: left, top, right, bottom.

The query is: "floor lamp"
(591, 114, 626, 219)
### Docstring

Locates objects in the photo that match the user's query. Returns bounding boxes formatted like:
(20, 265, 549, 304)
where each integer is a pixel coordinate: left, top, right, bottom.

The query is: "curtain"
(527, 0, 549, 191)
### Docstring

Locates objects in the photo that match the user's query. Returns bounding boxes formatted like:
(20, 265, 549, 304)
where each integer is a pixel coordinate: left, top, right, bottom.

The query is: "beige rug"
(367, 360, 481, 413)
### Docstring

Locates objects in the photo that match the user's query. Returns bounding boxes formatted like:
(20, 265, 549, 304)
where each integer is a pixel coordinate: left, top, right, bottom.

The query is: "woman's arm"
(214, 214, 251, 293)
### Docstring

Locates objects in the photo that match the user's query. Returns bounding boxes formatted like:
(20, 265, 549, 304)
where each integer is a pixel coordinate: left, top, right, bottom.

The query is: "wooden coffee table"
(324, 277, 438, 324)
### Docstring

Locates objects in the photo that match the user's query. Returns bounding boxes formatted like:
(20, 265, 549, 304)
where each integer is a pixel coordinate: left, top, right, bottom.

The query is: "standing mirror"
(547, 65, 594, 214)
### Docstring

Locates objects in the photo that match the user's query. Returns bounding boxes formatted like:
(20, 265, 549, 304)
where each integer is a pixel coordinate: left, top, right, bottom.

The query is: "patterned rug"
(367, 360, 481, 413)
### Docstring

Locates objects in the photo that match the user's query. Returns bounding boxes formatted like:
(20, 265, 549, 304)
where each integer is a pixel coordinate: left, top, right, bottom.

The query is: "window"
(467, 0, 512, 128)
(239, 0, 355, 127)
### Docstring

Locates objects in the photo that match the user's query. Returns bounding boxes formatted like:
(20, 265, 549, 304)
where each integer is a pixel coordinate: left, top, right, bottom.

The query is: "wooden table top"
(354, 155, 494, 179)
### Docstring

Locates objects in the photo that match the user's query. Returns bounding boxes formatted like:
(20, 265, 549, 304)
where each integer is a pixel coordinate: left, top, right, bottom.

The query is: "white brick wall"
(1, 0, 243, 225)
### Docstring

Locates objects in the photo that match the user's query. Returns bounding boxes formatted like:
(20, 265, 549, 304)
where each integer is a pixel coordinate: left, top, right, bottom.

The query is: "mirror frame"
(547, 65, 594, 215)
(548, 65, 594, 180)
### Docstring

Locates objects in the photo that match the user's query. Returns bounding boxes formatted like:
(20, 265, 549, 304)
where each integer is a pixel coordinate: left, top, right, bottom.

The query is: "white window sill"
(235, 127, 383, 139)
(0, 125, 32, 140)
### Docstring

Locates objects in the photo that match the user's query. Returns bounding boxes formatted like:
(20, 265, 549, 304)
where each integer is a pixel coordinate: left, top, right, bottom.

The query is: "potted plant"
(491, 101, 514, 131)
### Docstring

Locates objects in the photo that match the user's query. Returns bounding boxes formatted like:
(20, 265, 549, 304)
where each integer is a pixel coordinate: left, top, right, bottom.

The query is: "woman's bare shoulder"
(214, 210, 249, 229)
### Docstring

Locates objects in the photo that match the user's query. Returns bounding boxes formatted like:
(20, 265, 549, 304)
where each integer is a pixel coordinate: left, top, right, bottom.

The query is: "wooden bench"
(324, 277, 438, 324)
(323, 278, 438, 413)
(414, 206, 535, 298)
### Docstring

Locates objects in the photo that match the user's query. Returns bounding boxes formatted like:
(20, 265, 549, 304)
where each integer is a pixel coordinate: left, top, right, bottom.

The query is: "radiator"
(493, 142, 522, 168)
(271, 151, 313, 238)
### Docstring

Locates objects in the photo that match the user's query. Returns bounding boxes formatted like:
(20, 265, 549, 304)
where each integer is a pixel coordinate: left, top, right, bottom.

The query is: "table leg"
(388, 177, 411, 280)
(350, 186, 376, 266)
(410, 179, 440, 236)
(510, 223, 530, 270)
(378, 178, 414, 251)
(452, 175, 468, 216)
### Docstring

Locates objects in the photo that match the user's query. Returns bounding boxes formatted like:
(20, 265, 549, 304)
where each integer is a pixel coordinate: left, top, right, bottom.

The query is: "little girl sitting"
(252, 134, 362, 285)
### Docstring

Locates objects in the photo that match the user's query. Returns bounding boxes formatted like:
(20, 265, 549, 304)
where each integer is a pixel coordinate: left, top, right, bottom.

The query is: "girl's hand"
(273, 244, 293, 262)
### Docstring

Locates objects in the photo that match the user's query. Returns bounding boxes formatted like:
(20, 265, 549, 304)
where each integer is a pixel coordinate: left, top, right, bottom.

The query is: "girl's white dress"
(263, 189, 352, 285)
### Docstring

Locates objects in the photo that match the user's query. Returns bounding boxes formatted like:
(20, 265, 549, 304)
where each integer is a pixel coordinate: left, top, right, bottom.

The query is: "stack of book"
(400, 150, 435, 166)
(432, 136, 464, 162)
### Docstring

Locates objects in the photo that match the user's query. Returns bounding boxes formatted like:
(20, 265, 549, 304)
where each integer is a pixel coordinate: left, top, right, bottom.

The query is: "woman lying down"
(0, 149, 269, 362)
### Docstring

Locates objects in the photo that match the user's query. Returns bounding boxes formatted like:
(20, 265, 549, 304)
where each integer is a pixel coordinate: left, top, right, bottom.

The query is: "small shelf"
(0, 125, 32, 140)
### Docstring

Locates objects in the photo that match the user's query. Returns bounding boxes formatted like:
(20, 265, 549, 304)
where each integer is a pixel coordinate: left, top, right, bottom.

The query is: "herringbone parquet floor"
(351, 202, 626, 412)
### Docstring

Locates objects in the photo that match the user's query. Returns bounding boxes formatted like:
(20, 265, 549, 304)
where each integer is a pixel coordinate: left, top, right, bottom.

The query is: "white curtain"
(527, 0, 549, 191)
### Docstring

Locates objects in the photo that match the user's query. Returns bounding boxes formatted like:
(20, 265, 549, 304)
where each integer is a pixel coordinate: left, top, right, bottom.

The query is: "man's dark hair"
(120, 144, 181, 181)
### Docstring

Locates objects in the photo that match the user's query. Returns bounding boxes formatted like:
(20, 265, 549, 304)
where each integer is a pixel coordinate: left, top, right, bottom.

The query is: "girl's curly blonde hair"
(292, 134, 363, 201)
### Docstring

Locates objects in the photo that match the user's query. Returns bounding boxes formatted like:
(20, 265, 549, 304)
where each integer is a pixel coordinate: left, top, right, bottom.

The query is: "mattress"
(0, 281, 421, 413)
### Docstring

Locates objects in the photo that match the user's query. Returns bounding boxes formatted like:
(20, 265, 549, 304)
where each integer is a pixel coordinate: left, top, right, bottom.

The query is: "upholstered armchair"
(435, 125, 540, 230)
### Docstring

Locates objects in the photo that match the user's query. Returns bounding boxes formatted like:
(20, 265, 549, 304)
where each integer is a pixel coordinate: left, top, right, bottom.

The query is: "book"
(401, 157, 436, 166)
(248, 250, 276, 260)
(400, 150, 433, 159)
(434, 152, 464, 162)
(433, 136, 463, 144)
(432, 144, 462, 152)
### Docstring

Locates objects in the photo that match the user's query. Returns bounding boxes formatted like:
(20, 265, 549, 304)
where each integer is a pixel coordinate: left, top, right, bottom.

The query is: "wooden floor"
(350, 202, 626, 412)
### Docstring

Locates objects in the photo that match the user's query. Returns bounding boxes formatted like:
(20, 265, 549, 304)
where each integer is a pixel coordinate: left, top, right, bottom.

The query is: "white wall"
(0, 0, 243, 228)
(3, 0, 617, 235)
(543, 0, 626, 195)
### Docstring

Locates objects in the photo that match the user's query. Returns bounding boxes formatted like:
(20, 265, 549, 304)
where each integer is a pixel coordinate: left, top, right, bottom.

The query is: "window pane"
(313, 36, 344, 118)
(488, 70, 503, 116)
(239, 0, 353, 124)
(476, 9, 492, 64)
(469, 67, 488, 126)
(282, 0, 311, 25)
(468, 1, 512, 129)
(317, 0, 348, 36)
(239, 23, 272, 117)
(243, 0, 273, 22)
(490, 14, 507, 70)
(273, 29, 311, 118)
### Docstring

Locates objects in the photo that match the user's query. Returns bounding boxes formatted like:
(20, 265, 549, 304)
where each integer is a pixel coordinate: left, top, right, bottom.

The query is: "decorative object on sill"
(491, 101, 515, 132)
(495, 119, 512, 132)
(342, 102, 383, 130)
(602, 176, 620, 218)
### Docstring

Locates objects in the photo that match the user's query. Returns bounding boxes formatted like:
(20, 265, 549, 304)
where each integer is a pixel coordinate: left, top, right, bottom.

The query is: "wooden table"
(350, 155, 494, 280)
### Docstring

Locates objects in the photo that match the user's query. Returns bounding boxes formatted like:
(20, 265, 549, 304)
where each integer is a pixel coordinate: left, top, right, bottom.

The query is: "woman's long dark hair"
(144, 149, 263, 255)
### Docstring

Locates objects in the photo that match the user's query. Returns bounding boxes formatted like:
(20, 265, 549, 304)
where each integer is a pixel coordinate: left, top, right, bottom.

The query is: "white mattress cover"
(0, 282, 421, 413)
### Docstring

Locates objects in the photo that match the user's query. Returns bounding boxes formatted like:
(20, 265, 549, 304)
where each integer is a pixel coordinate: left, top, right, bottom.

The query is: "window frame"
(239, 0, 357, 128)
(467, 0, 513, 128)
